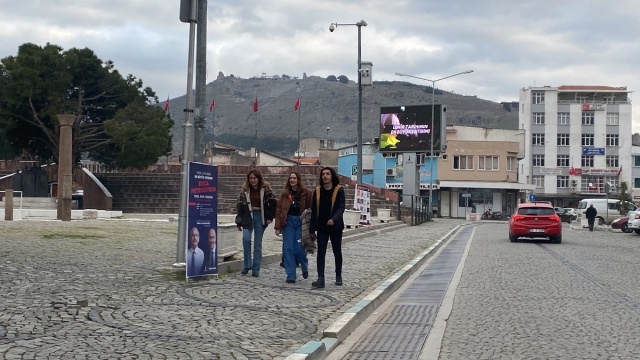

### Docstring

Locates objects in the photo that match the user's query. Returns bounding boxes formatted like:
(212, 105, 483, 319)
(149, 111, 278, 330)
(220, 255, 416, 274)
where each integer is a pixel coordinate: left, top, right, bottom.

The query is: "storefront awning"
(439, 181, 536, 191)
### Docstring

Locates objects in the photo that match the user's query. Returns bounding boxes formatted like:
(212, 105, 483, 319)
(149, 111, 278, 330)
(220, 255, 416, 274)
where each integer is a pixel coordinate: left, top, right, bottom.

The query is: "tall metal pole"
(297, 106, 301, 166)
(193, 0, 207, 162)
(429, 81, 435, 217)
(176, 0, 198, 265)
(357, 24, 363, 184)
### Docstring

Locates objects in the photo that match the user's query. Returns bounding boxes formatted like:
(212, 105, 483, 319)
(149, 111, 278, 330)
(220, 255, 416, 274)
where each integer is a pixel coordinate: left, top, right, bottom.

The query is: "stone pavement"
(0, 217, 461, 359)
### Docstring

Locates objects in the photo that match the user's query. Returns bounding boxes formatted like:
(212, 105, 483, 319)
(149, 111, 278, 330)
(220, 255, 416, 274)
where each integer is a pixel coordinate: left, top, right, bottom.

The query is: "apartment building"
(519, 85, 633, 206)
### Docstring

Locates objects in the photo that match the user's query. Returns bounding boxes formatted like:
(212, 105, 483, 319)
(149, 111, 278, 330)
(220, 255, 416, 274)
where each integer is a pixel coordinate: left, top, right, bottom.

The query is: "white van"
(576, 198, 637, 225)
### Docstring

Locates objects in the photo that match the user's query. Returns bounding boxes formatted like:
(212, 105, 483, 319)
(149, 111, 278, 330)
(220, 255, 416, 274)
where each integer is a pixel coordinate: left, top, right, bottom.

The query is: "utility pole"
(193, 0, 207, 162)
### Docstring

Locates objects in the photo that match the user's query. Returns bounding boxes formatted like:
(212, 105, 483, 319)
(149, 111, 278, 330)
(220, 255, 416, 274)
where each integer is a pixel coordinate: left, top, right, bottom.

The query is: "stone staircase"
(96, 172, 401, 217)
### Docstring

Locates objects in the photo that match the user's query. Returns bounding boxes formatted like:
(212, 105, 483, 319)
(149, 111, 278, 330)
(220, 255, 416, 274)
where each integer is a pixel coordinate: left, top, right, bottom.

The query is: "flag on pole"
(294, 98, 300, 111)
(618, 166, 622, 176)
(164, 96, 169, 111)
(209, 99, 215, 112)
(253, 98, 258, 112)
(568, 166, 575, 176)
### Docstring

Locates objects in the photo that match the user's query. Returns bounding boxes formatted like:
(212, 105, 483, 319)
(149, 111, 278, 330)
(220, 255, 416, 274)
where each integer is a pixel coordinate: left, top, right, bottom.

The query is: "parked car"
(611, 216, 633, 233)
(553, 207, 573, 223)
(625, 210, 640, 234)
(509, 202, 562, 243)
(563, 208, 578, 220)
(576, 199, 637, 225)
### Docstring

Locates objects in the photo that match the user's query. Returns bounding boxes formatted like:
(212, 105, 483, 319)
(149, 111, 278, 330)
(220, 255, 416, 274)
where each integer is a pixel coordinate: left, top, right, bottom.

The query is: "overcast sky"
(2, 0, 639, 131)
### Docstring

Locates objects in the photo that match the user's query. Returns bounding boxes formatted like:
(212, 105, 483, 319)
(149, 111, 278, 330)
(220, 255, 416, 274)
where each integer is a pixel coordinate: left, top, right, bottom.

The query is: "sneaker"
(302, 271, 309, 279)
(311, 278, 325, 288)
(286, 279, 295, 284)
(335, 275, 343, 286)
(251, 272, 259, 277)
(241, 268, 250, 275)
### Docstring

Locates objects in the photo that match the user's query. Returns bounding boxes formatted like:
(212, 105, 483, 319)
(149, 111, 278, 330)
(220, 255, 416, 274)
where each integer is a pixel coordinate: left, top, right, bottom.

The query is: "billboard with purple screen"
(379, 104, 446, 154)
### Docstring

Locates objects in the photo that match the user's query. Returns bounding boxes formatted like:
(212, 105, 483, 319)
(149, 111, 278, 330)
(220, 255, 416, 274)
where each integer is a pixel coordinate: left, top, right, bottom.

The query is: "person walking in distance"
(585, 204, 598, 231)
(274, 171, 312, 283)
(309, 167, 345, 288)
(235, 169, 276, 277)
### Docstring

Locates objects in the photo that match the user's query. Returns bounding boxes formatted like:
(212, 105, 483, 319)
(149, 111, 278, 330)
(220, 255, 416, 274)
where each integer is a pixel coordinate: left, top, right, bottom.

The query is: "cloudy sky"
(2, 0, 640, 130)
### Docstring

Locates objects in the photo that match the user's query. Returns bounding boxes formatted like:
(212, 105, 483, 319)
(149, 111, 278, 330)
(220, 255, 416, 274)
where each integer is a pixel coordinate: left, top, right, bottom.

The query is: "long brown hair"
(243, 169, 270, 190)
(284, 171, 306, 196)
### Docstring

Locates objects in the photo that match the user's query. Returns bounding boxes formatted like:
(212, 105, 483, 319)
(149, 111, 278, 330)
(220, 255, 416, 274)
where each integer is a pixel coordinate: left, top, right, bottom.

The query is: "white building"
(519, 85, 633, 206)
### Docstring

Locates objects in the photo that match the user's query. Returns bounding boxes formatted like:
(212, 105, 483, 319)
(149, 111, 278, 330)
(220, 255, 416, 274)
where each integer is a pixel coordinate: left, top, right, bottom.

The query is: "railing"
(0, 190, 23, 209)
(398, 195, 431, 226)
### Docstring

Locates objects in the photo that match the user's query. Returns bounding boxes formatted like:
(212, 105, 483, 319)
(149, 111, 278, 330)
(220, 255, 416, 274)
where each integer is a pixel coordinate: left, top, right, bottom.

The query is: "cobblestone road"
(0, 218, 460, 359)
(439, 223, 640, 360)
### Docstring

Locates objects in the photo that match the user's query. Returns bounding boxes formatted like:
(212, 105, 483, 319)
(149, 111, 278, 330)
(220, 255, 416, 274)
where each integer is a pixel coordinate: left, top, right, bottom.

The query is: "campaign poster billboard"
(186, 162, 218, 278)
(379, 105, 446, 154)
(354, 184, 371, 225)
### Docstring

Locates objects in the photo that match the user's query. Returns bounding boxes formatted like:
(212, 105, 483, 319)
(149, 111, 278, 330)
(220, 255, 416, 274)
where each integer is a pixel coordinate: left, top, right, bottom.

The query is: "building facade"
(519, 85, 633, 207)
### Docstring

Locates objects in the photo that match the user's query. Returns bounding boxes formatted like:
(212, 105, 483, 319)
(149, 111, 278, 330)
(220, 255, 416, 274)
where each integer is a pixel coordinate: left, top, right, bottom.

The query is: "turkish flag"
(164, 96, 169, 111)
(568, 167, 575, 176)
(294, 98, 300, 111)
(209, 99, 215, 112)
(253, 98, 258, 112)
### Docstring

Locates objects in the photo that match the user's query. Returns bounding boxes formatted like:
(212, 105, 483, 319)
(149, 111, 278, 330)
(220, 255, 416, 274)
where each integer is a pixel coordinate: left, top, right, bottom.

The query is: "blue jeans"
(282, 215, 308, 281)
(243, 210, 265, 273)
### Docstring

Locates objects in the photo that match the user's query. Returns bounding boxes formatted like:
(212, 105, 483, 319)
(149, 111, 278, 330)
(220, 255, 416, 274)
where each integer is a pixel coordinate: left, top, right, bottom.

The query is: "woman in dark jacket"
(274, 171, 312, 283)
(235, 169, 276, 277)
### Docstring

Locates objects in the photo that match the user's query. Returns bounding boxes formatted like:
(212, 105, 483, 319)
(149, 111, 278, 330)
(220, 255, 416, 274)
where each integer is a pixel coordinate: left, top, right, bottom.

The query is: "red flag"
(568, 166, 575, 176)
(294, 98, 300, 111)
(163, 96, 169, 111)
(209, 99, 215, 112)
(618, 166, 622, 176)
(253, 98, 258, 112)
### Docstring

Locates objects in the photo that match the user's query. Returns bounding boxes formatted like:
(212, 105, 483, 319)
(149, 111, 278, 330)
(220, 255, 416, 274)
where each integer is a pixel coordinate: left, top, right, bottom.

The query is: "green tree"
(0, 42, 173, 168)
(618, 181, 630, 216)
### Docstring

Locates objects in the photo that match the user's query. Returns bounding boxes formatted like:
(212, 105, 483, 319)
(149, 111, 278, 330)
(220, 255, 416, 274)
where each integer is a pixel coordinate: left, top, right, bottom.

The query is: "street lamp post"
(326, 126, 330, 148)
(395, 70, 474, 217)
(329, 20, 367, 184)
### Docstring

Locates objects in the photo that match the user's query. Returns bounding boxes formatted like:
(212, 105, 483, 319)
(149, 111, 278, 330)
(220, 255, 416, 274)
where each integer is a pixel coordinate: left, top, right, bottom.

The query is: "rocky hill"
(166, 74, 519, 155)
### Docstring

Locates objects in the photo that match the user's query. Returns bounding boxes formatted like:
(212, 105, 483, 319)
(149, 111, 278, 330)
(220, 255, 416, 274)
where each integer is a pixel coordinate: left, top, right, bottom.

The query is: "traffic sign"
(461, 193, 471, 198)
(351, 165, 358, 176)
(529, 194, 536, 202)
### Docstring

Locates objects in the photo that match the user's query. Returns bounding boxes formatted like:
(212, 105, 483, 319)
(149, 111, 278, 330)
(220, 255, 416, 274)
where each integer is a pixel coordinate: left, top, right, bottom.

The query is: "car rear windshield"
(518, 207, 556, 216)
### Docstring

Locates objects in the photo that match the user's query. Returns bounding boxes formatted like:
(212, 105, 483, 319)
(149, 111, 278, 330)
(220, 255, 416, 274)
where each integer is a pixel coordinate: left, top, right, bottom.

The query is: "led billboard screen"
(379, 105, 446, 154)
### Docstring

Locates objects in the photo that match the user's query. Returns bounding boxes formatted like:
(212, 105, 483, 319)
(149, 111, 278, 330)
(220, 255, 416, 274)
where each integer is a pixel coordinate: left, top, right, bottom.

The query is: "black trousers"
(316, 230, 343, 279)
(588, 220, 595, 231)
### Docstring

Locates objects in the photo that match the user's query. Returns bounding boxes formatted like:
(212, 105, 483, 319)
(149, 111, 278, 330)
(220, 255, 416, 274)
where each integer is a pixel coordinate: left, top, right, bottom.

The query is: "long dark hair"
(284, 171, 306, 196)
(243, 169, 269, 190)
(318, 167, 339, 187)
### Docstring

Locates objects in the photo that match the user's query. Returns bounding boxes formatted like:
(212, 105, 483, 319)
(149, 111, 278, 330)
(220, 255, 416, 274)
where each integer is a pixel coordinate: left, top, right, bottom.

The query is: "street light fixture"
(329, 20, 367, 184)
(395, 70, 474, 217)
(326, 126, 331, 148)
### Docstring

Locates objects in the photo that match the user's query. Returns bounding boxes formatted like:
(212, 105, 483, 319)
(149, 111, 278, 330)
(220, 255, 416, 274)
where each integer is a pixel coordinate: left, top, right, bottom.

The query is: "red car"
(509, 202, 562, 243)
(611, 216, 632, 233)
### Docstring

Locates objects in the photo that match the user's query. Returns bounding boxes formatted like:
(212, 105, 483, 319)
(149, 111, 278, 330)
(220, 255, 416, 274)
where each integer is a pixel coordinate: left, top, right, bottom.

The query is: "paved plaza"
(0, 217, 461, 359)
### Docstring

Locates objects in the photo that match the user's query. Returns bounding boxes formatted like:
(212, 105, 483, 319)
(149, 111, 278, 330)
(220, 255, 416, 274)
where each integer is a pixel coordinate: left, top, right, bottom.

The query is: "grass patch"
(42, 233, 106, 240)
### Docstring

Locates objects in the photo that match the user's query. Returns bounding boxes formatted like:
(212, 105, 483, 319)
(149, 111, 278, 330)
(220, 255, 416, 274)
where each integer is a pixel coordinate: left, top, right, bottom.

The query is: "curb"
(284, 223, 464, 359)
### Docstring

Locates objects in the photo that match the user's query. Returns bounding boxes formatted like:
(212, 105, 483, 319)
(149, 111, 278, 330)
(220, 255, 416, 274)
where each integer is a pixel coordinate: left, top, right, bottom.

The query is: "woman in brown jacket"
(274, 171, 312, 283)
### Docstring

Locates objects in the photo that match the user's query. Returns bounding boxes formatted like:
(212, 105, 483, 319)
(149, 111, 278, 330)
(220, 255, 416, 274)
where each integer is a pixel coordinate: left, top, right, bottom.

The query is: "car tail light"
(635, 214, 640, 219)
(512, 215, 525, 221)
(549, 215, 560, 222)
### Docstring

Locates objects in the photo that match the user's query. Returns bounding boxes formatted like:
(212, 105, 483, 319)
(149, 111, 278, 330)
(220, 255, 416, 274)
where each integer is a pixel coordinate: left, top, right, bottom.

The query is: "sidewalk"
(0, 216, 462, 359)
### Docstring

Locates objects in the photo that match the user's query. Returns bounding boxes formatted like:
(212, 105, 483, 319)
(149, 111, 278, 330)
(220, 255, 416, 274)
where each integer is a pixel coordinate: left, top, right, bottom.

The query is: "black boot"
(312, 277, 325, 288)
(335, 275, 343, 286)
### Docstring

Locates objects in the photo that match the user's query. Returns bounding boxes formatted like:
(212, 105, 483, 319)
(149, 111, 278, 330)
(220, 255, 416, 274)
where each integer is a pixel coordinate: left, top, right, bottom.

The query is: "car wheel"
(509, 233, 518, 242)
(635, 229, 640, 235)
(551, 235, 562, 244)
(598, 217, 605, 225)
(622, 222, 633, 233)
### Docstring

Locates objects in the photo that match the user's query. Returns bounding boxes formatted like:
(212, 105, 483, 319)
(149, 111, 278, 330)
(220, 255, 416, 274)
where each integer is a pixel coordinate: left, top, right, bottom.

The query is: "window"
(603, 96, 615, 104)
(532, 91, 545, 104)
(478, 156, 499, 171)
(507, 156, 517, 171)
(557, 134, 570, 146)
(533, 155, 545, 167)
(557, 155, 570, 167)
(635, 178, 640, 188)
(606, 134, 619, 146)
(582, 111, 594, 125)
(532, 133, 545, 145)
(606, 155, 619, 168)
(533, 113, 545, 124)
(576, 96, 588, 103)
(635, 156, 640, 167)
(453, 155, 473, 170)
(606, 113, 619, 125)
(533, 175, 544, 187)
(557, 176, 569, 188)
(581, 155, 594, 167)
(581, 134, 594, 146)
(557, 112, 570, 125)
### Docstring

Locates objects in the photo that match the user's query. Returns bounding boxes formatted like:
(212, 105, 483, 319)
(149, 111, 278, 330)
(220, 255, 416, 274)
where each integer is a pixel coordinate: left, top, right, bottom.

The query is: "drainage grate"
(343, 226, 474, 358)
